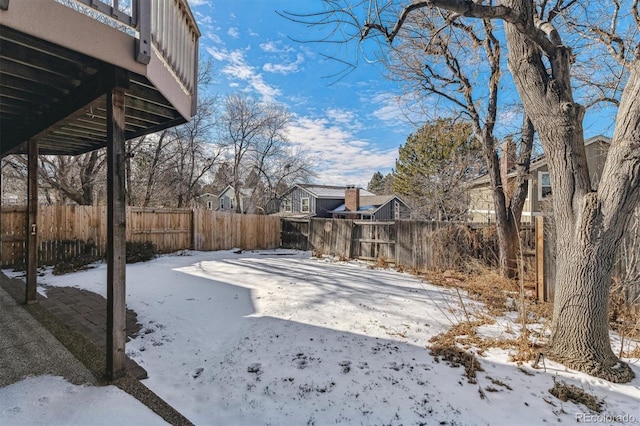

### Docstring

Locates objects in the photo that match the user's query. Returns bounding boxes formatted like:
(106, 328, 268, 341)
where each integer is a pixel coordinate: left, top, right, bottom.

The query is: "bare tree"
(285, 0, 640, 382)
(285, 4, 534, 278)
(215, 94, 312, 213)
(3, 151, 106, 205)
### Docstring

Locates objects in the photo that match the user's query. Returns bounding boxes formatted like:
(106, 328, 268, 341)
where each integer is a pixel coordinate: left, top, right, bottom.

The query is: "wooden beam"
(1, 68, 110, 154)
(135, 0, 151, 65)
(0, 158, 3, 263)
(25, 138, 38, 304)
(106, 71, 128, 380)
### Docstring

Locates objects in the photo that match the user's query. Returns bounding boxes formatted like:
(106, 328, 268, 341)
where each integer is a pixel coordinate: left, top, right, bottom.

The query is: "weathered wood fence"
(281, 218, 535, 272)
(284, 217, 638, 307)
(536, 215, 640, 306)
(0, 206, 281, 267)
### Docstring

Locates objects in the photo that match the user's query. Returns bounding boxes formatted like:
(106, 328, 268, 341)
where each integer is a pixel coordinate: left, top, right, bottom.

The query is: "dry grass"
(430, 225, 499, 272)
(429, 343, 484, 384)
(423, 263, 547, 364)
(609, 277, 640, 341)
(549, 378, 603, 413)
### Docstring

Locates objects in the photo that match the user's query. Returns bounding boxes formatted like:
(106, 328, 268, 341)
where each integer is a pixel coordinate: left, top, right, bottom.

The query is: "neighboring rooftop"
(296, 184, 375, 198)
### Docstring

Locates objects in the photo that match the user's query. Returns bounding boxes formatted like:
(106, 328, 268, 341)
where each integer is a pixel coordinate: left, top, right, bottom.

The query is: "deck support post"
(106, 72, 128, 380)
(0, 158, 3, 266)
(26, 139, 38, 304)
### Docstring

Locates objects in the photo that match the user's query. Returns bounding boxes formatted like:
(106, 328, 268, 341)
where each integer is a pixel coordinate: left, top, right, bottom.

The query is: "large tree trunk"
(503, 0, 637, 382)
(549, 217, 624, 381)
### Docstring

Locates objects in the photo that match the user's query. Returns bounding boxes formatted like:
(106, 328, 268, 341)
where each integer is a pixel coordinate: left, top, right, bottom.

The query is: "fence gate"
(353, 221, 396, 263)
(281, 219, 310, 250)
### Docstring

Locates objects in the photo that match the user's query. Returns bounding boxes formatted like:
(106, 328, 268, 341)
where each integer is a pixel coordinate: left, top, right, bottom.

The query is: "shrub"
(126, 241, 157, 264)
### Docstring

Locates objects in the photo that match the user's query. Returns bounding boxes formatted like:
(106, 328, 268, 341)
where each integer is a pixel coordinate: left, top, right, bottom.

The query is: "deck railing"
(151, 0, 200, 95)
(59, 0, 200, 95)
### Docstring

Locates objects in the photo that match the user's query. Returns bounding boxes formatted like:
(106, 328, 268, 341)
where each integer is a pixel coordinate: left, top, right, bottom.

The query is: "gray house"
(195, 193, 219, 210)
(217, 185, 255, 213)
(330, 192, 412, 220)
(277, 184, 411, 220)
(278, 184, 375, 218)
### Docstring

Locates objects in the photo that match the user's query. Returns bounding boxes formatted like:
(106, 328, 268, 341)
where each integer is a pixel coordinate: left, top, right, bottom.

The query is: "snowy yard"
(2, 249, 639, 425)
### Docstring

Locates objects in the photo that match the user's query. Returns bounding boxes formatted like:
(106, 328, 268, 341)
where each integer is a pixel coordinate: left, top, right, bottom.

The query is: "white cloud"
(260, 41, 281, 53)
(371, 92, 405, 123)
(205, 32, 223, 44)
(286, 116, 397, 187)
(205, 46, 281, 101)
(188, 0, 209, 6)
(259, 40, 294, 54)
(263, 54, 305, 75)
(227, 27, 240, 39)
(324, 108, 362, 131)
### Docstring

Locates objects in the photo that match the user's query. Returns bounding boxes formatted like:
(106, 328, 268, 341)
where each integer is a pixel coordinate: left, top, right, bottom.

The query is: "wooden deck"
(0, 0, 200, 380)
(0, 0, 200, 156)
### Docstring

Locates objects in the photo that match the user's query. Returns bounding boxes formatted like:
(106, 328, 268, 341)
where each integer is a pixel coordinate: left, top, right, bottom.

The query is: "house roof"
(293, 184, 375, 198)
(218, 185, 252, 198)
(196, 193, 218, 199)
(330, 195, 405, 215)
(468, 135, 611, 187)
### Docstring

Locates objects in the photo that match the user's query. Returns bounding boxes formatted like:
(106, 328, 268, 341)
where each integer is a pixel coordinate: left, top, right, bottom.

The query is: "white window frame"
(207, 200, 213, 210)
(219, 198, 225, 210)
(284, 198, 292, 212)
(538, 171, 552, 200)
(301, 197, 310, 213)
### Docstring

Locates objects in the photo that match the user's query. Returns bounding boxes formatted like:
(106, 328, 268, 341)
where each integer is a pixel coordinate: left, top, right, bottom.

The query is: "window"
(219, 198, 225, 210)
(301, 197, 310, 213)
(284, 198, 292, 212)
(207, 201, 213, 210)
(538, 171, 552, 199)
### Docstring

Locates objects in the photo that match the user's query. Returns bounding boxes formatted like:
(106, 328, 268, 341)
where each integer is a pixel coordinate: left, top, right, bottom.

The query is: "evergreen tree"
(367, 171, 385, 194)
(392, 119, 481, 220)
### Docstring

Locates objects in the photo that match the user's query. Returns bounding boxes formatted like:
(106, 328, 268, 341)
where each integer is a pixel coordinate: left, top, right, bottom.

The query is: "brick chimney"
(501, 138, 516, 174)
(345, 185, 360, 212)
(500, 138, 517, 199)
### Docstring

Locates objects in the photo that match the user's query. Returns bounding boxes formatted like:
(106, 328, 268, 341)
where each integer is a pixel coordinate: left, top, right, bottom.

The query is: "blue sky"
(187, 1, 617, 188)
(187, 0, 415, 188)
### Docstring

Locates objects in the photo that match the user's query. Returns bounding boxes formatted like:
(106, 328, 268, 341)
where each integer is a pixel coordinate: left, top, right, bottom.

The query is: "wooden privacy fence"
(281, 218, 534, 272)
(0, 206, 282, 267)
(536, 215, 640, 306)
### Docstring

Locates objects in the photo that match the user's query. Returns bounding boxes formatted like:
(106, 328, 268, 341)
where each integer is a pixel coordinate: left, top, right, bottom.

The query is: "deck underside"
(0, 25, 186, 157)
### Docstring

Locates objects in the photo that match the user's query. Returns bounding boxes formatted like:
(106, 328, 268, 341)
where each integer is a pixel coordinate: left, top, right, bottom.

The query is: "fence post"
(535, 216, 545, 302)
(190, 208, 196, 250)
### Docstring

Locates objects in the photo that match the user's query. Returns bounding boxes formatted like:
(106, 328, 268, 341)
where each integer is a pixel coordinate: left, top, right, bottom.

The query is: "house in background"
(195, 193, 219, 210)
(217, 185, 257, 213)
(277, 184, 411, 220)
(277, 184, 375, 218)
(330, 187, 411, 220)
(467, 135, 611, 223)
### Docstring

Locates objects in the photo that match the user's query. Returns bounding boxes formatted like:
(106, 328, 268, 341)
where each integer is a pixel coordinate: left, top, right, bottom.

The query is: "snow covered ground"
(2, 249, 639, 425)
